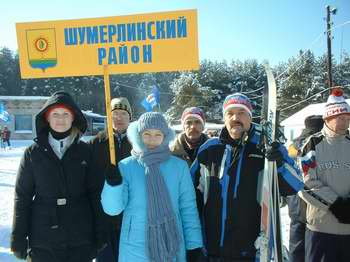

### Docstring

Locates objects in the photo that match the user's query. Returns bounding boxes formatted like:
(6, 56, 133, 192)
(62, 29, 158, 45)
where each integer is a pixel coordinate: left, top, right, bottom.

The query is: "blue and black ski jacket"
(190, 124, 303, 260)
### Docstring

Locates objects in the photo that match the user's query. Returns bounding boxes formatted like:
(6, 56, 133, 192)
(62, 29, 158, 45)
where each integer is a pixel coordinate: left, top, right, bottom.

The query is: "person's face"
(224, 107, 251, 139)
(183, 116, 204, 142)
(141, 129, 164, 149)
(325, 114, 350, 135)
(47, 107, 74, 133)
(112, 109, 130, 132)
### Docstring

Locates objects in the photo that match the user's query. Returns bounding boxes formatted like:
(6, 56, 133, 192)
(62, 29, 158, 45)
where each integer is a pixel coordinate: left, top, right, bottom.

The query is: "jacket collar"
(322, 124, 350, 140)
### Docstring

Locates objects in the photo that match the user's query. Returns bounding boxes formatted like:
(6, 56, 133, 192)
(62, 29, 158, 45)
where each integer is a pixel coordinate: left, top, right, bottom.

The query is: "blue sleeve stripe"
(190, 159, 199, 182)
(219, 174, 230, 247)
(278, 164, 304, 192)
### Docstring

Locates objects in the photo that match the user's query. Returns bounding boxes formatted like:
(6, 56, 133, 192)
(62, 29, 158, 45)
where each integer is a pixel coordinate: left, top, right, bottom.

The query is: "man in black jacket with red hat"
(191, 93, 303, 261)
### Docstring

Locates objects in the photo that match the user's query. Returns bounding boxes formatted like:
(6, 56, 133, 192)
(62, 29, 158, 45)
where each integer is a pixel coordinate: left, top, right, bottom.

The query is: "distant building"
(0, 96, 106, 140)
(0, 96, 49, 140)
(281, 99, 350, 144)
(83, 110, 106, 136)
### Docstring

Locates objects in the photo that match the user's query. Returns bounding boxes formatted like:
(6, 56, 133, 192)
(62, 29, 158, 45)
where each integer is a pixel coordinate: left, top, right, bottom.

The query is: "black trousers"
(27, 245, 94, 262)
(305, 228, 350, 262)
(96, 227, 120, 262)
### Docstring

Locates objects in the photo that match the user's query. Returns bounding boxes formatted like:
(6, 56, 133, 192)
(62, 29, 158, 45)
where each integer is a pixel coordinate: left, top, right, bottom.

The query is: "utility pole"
(326, 5, 337, 90)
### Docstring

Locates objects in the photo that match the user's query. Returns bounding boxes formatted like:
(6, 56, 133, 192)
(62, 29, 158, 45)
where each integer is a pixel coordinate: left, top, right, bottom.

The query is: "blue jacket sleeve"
(100, 162, 128, 216)
(179, 161, 203, 250)
(277, 144, 304, 196)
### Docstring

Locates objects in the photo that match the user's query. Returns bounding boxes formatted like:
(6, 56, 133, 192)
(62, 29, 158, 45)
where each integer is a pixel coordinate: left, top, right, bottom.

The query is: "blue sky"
(1, 0, 349, 65)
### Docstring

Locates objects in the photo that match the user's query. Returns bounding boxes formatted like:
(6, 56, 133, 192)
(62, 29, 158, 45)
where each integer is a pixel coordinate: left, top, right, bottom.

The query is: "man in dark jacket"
(170, 106, 209, 261)
(11, 91, 106, 262)
(89, 97, 132, 262)
(191, 93, 303, 262)
(287, 115, 323, 262)
(171, 107, 208, 166)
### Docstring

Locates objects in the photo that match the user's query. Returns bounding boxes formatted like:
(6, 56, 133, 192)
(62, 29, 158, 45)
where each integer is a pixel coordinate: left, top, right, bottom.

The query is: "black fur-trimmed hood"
(35, 91, 87, 137)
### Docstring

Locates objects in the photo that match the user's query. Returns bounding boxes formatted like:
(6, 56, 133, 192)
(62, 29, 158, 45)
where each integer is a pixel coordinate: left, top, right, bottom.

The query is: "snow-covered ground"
(0, 140, 31, 262)
(0, 140, 290, 261)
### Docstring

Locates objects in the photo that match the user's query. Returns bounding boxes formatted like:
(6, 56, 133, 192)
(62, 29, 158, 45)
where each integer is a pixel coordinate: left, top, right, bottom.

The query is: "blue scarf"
(133, 145, 181, 262)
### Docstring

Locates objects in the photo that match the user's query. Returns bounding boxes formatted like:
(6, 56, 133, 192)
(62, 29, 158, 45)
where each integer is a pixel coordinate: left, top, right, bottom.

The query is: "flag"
(141, 86, 160, 112)
(0, 102, 10, 122)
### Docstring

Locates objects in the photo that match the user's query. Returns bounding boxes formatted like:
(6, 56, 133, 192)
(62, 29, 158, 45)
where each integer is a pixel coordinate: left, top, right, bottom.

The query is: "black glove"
(265, 141, 284, 167)
(329, 197, 350, 224)
(11, 238, 28, 260)
(186, 248, 202, 262)
(105, 164, 122, 186)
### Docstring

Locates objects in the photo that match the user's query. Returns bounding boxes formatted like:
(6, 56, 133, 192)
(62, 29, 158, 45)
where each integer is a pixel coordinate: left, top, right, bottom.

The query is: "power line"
(241, 86, 264, 94)
(276, 20, 350, 85)
(249, 95, 263, 100)
(280, 84, 350, 112)
(280, 88, 330, 112)
(114, 80, 265, 100)
(275, 32, 324, 81)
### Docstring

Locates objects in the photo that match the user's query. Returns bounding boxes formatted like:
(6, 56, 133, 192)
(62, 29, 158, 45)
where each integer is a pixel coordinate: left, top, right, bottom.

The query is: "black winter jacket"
(190, 125, 302, 260)
(11, 91, 105, 252)
(89, 130, 132, 229)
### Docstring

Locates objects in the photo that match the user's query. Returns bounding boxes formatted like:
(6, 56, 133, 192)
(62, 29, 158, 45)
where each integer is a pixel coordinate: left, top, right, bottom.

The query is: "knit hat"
(323, 87, 350, 120)
(304, 115, 323, 133)
(111, 97, 132, 120)
(137, 112, 170, 136)
(44, 104, 74, 121)
(223, 93, 253, 117)
(181, 107, 205, 126)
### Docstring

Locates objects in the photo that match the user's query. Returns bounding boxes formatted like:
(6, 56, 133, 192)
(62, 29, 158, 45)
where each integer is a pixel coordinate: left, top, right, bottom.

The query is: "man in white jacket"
(300, 87, 350, 262)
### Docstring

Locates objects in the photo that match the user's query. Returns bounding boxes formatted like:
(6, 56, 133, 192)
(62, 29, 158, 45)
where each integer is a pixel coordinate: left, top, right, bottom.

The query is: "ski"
(255, 65, 284, 262)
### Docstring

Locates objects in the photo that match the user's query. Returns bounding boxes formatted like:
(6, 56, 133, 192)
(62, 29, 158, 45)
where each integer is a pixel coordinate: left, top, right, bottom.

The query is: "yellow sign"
(16, 9, 199, 79)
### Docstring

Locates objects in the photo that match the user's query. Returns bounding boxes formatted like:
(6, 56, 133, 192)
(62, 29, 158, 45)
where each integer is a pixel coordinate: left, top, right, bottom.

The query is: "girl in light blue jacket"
(101, 112, 203, 262)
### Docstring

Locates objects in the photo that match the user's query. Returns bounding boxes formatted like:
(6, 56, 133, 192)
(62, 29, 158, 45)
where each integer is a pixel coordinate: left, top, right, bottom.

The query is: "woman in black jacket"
(10, 91, 106, 262)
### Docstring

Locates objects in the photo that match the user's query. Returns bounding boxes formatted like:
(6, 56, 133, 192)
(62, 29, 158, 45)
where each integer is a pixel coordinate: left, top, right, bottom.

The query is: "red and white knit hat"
(323, 87, 350, 119)
(181, 107, 205, 126)
(223, 93, 253, 117)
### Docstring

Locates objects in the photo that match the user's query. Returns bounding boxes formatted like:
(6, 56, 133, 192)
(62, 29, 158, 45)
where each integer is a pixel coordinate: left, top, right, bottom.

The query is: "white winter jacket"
(299, 125, 350, 235)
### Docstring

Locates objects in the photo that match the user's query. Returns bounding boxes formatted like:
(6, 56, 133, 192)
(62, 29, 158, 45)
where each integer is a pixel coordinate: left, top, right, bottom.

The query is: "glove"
(265, 141, 284, 167)
(11, 238, 28, 260)
(105, 164, 122, 186)
(329, 197, 350, 224)
(186, 248, 202, 262)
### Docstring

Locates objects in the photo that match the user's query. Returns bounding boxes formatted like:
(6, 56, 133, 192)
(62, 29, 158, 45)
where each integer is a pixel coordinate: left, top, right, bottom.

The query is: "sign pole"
(103, 65, 116, 165)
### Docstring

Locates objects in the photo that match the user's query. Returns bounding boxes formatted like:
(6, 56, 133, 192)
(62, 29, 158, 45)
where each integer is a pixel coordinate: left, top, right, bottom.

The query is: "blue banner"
(0, 103, 10, 122)
(141, 86, 160, 112)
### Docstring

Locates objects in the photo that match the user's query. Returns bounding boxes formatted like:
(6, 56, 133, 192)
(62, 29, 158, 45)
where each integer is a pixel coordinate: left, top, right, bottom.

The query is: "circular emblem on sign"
(34, 37, 49, 52)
